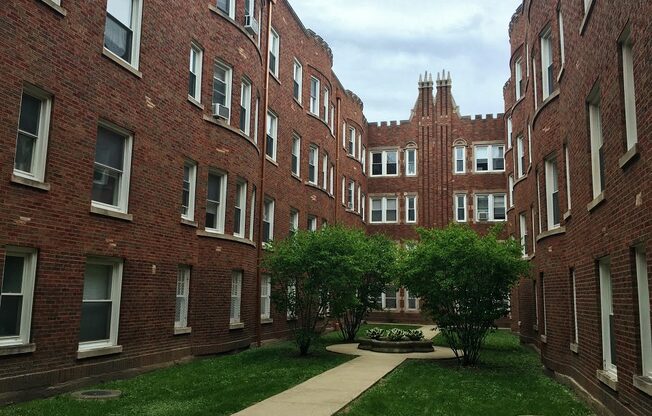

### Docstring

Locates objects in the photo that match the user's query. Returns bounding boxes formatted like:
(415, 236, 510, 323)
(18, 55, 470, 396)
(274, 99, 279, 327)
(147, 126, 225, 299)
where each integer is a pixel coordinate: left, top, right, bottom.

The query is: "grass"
(0, 323, 413, 416)
(338, 330, 592, 416)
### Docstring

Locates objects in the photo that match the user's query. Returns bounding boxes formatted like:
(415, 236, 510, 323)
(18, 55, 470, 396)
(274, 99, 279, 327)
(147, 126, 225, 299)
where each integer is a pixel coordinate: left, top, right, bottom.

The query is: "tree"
(333, 234, 396, 342)
(263, 225, 365, 355)
(400, 224, 529, 365)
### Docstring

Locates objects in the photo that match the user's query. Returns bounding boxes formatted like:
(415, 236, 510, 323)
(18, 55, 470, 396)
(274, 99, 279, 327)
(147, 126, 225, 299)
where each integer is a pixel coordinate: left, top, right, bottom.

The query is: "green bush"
(405, 329, 424, 341)
(386, 328, 406, 341)
(365, 327, 385, 340)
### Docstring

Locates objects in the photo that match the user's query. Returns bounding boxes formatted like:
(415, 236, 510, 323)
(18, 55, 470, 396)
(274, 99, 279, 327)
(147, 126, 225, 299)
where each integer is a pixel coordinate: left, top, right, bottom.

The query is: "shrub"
(386, 328, 406, 341)
(405, 329, 424, 341)
(365, 327, 385, 340)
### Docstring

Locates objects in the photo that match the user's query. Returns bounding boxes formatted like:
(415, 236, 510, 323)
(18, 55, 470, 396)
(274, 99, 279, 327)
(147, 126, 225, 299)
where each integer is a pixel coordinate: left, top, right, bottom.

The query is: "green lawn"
(338, 330, 592, 416)
(0, 323, 413, 416)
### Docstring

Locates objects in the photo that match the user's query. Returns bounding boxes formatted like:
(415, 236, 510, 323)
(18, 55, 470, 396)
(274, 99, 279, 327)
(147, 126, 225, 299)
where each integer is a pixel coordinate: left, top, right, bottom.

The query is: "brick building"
(504, 1, 651, 415)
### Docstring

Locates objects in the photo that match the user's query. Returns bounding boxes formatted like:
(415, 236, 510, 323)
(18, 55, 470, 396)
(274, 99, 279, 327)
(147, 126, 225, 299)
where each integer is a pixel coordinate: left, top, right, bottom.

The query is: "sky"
(289, 0, 522, 122)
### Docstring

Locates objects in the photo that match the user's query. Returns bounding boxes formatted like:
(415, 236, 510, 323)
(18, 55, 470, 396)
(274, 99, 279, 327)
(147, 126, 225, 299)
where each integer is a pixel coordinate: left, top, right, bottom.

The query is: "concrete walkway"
(232, 325, 456, 416)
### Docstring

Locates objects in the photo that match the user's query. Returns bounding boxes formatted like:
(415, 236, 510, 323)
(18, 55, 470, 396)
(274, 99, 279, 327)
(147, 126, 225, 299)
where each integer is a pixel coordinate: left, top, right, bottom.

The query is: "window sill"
(39, 0, 67, 15)
(0, 343, 36, 357)
(540, 335, 547, 344)
(265, 156, 279, 167)
(187, 96, 204, 110)
(570, 343, 579, 353)
(77, 345, 123, 360)
(269, 71, 281, 85)
(472, 170, 506, 175)
(174, 327, 192, 335)
(293, 97, 303, 108)
(261, 318, 273, 325)
(229, 322, 245, 330)
(11, 174, 50, 191)
(619, 144, 639, 169)
(291, 173, 302, 183)
(197, 230, 256, 247)
(90, 205, 133, 222)
(633, 375, 652, 397)
(203, 115, 260, 154)
(514, 174, 528, 186)
(536, 226, 566, 243)
(563, 210, 572, 221)
(586, 192, 606, 213)
(102, 49, 142, 78)
(596, 370, 618, 391)
(181, 218, 198, 228)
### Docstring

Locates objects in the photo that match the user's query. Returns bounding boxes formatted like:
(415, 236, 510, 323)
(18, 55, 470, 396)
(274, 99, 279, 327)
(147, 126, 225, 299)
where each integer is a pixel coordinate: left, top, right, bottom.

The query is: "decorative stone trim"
(11, 174, 50, 191)
(77, 345, 123, 360)
(596, 370, 618, 391)
(229, 323, 245, 330)
(174, 327, 192, 335)
(0, 343, 36, 357)
(536, 226, 566, 243)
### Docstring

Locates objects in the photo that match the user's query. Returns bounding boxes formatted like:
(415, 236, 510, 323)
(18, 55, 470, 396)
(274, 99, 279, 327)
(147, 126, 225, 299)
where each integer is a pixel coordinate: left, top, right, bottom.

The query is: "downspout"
(256, 0, 275, 348)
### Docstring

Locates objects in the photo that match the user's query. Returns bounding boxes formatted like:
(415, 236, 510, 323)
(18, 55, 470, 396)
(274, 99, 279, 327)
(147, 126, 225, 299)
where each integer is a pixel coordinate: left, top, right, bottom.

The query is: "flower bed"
(357, 328, 434, 353)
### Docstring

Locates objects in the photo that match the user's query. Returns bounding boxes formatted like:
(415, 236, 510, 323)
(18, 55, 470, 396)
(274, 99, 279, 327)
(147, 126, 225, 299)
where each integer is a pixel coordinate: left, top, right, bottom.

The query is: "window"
(519, 213, 527, 256)
(515, 58, 523, 100)
(635, 247, 652, 378)
(506, 117, 513, 149)
(517, 136, 526, 178)
(508, 175, 514, 207)
(620, 30, 638, 151)
(309, 77, 320, 115)
(361, 146, 367, 174)
(249, 186, 256, 241)
(269, 28, 279, 77)
(357, 185, 362, 214)
(104, 0, 142, 68)
(558, 9, 565, 66)
(534, 278, 539, 329)
(0, 248, 37, 346)
(181, 162, 197, 221)
(571, 269, 578, 345)
(541, 273, 547, 335)
(329, 165, 334, 195)
(212, 62, 233, 122)
(405, 290, 418, 311)
(307, 215, 317, 232)
(244, 0, 255, 20)
(206, 171, 227, 233)
(230, 271, 242, 324)
(261, 275, 271, 320)
(475, 145, 504, 172)
(531, 207, 537, 254)
(78, 258, 123, 351)
(545, 158, 560, 229)
(341, 176, 346, 205)
(347, 181, 354, 210)
(370, 150, 398, 177)
(358, 135, 362, 162)
(348, 127, 356, 156)
(234, 180, 247, 238)
(266, 111, 277, 160)
(541, 28, 554, 100)
(528, 124, 533, 164)
(454, 194, 467, 222)
(291, 135, 301, 176)
(536, 170, 543, 233)
(381, 287, 398, 309)
(263, 197, 274, 243)
(293, 60, 302, 103)
(290, 209, 299, 234)
(14, 87, 52, 183)
(308, 145, 318, 184)
(454, 146, 466, 173)
(361, 193, 366, 222)
(239, 79, 252, 136)
(533, 57, 538, 109)
(253, 98, 259, 144)
(175, 266, 190, 329)
(322, 154, 328, 190)
(599, 257, 617, 377)
(329, 105, 335, 133)
(370, 197, 398, 224)
(323, 88, 330, 123)
(475, 194, 506, 222)
(92, 123, 133, 213)
(564, 144, 572, 211)
(588, 90, 605, 198)
(188, 44, 203, 102)
(217, 0, 235, 18)
(405, 148, 417, 176)
(406, 196, 417, 223)
(583, 0, 592, 12)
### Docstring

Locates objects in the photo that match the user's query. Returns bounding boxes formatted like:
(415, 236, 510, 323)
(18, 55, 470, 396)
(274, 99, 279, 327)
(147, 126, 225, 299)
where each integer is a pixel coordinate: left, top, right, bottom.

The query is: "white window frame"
(175, 266, 190, 329)
(370, 150, 399, 177)
(249, 186, 256, 241)
(104, 0, 143, 69)
(216, 0, 235, 18)
(405, 148, 417, 176)
(454, 194, 467, 223)
(348, 127, 356, 157)
(181, 161, 197, 222)
(293, 59, 302, 103)
(341, 176, 346, 205)
(571, 269, 579, 345)
(91, 121, 133, 214)
(323, 87, 330, 123)
(508, 175, 514, 208)
(239, 79, 252, 136)
(588, 91, 604, 199)
(253, 97, 259, 145)
(517, 136, 525, 178)
(188, 43, 203, 103)
(205, 171, 227, 234)
(309, 77, 320, 115)
(329, 104, 335, 134)
(599, 257, 617, 377)
(361, 193, 366, 222)
(263, 197, 275, 243)
(519, 213, 527, 256)
(290, 209, 299, 234)
(533, 57, 538, 109)
(357, 185, 362, 214)
(474, 194, 507, 222)
(405, 195, 417, 223)
(291, 134, 301, 177)
(361, 146, 367, 174)
(347, 181, 354, 210)
(381, 288, 399, 310)
(78, 257, 123, 352)
(322, 154, 328, 190)
(454, 146, 466, 174)
(540, 28, 554, 100)
(307, 215, 317, 232)
(635, 247, 652, 378)
(213, 61, 233, 123)
(620, 30, 638, 151)
(564, 144, 572, 211)
(558, 9, 565, 66)
(545, 158, 560, 229)
(370, 197, 398, 224)
(515, 58, 523, 100)
(329, 165, 334, 195)
(405, 290, 419, 311)
(233, 180, 247, 238)
(506, 117, 513, 149)
(261, 275, 271, 320)
(14, 86, 52, 183)
(308, 145, 318, 185)
(0, 248, 37, 347)
(230, 270, 242, 324)
(269, 28, 280, 77)
(542, 274, 547, 335)
(266, 110, 278, 161)
(474, 144, 505, 173)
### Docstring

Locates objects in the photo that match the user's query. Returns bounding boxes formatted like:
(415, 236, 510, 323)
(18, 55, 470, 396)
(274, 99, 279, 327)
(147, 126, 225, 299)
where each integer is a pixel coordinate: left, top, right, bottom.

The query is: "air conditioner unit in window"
(244, 15, 259, 35)
(478, 212, 489, 222)
(212, 103, 230, 120)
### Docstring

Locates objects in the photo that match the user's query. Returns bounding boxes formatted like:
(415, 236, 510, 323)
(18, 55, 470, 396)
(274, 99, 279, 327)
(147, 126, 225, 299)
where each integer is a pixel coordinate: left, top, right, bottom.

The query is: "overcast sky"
(289, 0, 522, 122)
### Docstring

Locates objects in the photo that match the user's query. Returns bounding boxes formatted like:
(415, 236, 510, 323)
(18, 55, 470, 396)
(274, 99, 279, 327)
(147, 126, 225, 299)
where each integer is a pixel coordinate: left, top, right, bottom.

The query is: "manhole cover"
(71, 390, 122, 400)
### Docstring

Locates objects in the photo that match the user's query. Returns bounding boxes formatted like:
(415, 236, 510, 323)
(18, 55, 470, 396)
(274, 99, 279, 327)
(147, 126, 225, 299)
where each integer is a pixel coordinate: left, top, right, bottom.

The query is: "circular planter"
(358, 338, 434, 353)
